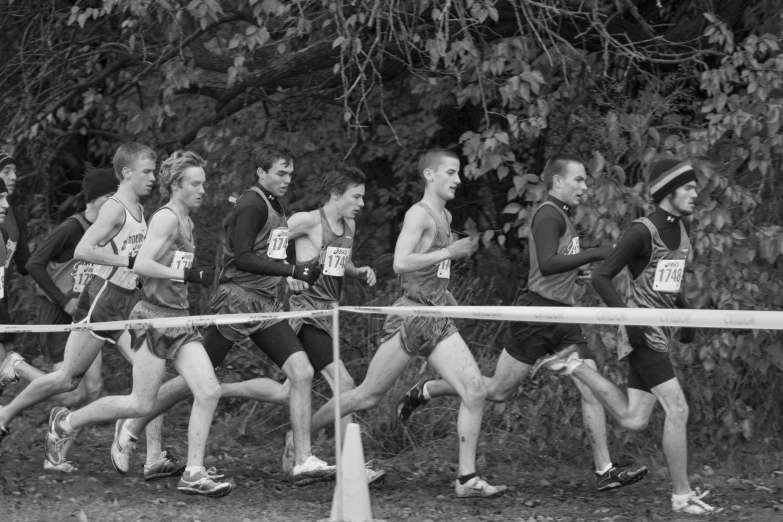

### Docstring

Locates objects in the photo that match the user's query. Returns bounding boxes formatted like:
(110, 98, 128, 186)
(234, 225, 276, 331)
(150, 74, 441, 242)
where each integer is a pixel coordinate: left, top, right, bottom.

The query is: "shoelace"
(687, 488, 712, 508)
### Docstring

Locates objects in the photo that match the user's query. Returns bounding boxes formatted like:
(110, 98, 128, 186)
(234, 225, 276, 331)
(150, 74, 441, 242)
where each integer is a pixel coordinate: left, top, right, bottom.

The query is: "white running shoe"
(289, 455, 336, 485)
(672, 488, 723, 514)
(0, 351, 23, 389)
(454, 476, 508, 499)
(44, 460, 77, 473)
(110, 419, 138, 474)
(365, 467, 387, 485)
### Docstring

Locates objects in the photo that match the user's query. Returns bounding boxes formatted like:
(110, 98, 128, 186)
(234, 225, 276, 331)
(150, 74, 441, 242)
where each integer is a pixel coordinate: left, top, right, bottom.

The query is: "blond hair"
(158, 150, 204, 197)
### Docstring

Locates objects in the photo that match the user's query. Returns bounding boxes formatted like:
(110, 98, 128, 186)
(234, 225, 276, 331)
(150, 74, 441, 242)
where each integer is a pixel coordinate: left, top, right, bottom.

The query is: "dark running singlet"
(220, 186, 288, 298)
(527, 200, 581, 305)
(142, 207, 195, 310)
(2, 206, 19, 269)
(40, 214, 94, 301)
(0, 238, 6, 299)
(401, 202, 452, 305)
(619, 217, 691, 356)
(92, 196, 147, 290)
(305, 208, 353, 302)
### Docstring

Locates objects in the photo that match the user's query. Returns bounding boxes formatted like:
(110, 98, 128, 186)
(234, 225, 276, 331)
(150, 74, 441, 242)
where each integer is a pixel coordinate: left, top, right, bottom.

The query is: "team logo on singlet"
(120, 233, 145, 255)
(565, 237, 580, 255)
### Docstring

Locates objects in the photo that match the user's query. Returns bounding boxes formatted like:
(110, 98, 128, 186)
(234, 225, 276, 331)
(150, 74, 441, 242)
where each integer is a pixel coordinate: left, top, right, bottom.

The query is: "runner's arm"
(393, 205, 450, 274)
(74, 200, 130, 267)
(233, 202, 296, 277)
(132, 211, 181, 279)
(591, 225, 649, 308)
(25, 219, 82, 308)
(13, 207, 31, 275)
(287, 211, 318, 241)
(533, 208, 612, 276)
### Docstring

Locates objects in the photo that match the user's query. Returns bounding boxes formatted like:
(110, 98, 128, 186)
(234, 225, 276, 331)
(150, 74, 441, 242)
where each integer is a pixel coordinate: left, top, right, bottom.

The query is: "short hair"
(322, 164, 366, 198)
(540, 153, 584, 189)
(253, 143, 294, 172)
(417, 149, 459, 179)
(112, 142, 157, 181)
(158, 150, 204, 197)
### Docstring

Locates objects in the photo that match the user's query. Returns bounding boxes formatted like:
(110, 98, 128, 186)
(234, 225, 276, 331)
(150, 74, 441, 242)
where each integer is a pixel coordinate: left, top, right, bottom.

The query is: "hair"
(253, 143, 294, 173)
(540, 153, 584, 189)
(158, 150, 204, 197)
(322, 164, 366, 199)
(112, 142, 157, 181)
(417, 148, 459, 180)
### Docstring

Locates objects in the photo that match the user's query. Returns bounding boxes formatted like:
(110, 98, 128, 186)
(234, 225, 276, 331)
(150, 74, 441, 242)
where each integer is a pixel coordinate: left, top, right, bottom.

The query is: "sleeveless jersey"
(142, 207, 195, 310)
(40, 214, 94, 301)
(626, 217, 691, 352)
(401, 202, 452, 305)
(220, 186, 288, 297)
(527, 201, 581, 305)
(0, 236, 6, 299)
(301, 207, 353, 302)
(92, 197, 147, 290)
(2, 205, 19, 269)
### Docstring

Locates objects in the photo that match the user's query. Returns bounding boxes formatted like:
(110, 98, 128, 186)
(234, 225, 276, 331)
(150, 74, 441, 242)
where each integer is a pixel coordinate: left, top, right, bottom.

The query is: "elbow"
(73, 245, 88, 262)
(392, 260, 406, 275)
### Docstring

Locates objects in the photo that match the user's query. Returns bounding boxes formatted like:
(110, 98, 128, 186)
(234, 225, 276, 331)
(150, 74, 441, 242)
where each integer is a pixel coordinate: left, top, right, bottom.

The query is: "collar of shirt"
(547, 195, 572, 215)
(256, 184, 276, 201)
(651, 206, 681, 230)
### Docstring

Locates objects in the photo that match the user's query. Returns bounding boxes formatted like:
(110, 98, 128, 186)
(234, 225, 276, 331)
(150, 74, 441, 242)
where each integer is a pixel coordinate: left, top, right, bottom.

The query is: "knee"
(462, 379, 488, 406)
(357, 388, 384, 411)
(620, 416, 649, 432)
(288, 358, 314, 384)
(668, 401, 689, 424)
(194, 380, 222, 404)
(128, 397, 156, 417)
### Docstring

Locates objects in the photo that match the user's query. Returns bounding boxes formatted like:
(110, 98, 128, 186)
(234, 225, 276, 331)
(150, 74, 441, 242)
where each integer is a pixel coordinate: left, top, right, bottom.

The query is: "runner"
(106, 143, 334, 486)
(0, 178, 13, 400)
(307, 148, 506, 498)
(44, 150, 232, 497)
(537, 159, 721, 515)
(397, 153, 648, 492)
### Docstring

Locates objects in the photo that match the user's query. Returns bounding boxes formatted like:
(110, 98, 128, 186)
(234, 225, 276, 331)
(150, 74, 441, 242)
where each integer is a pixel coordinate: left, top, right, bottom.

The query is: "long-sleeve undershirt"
(26, 216, 87, 308)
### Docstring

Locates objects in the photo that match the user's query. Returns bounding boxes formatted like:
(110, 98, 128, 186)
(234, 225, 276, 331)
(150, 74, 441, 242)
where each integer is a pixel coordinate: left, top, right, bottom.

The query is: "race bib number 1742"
(653, 259, 685, 293)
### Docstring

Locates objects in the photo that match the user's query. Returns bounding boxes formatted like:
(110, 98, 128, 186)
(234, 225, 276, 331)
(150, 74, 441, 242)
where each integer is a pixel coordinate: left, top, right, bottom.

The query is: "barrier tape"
(340, 306, 783, 330)
(0, 309, 331, 334)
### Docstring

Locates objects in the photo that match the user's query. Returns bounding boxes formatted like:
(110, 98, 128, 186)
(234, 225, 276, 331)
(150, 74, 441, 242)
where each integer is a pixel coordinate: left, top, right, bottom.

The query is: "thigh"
(60, 331, 104, 379)
(489, 349, 531, 399)
(628, 387, 658, 420)
(357, 333, 412, 398)
(249, 321, 304, 369)
(115, 330, 135, 365)
(298, 324, 333, 373)
(649, 376, 686, 416)
(82, 350, 104, 387)
(427, 331, 485, 396)
(130, 341, 167, 401)
(173, 341, 220, 391)
(202, 325, 235, 369)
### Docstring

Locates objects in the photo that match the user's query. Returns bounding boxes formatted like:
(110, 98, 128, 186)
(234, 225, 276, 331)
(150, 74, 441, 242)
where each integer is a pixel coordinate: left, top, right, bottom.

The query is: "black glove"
(291, 263, 321, 285)
(625, 325, 648, 351)
(184, 266, 215, 287)
(679, 327, 697, 344)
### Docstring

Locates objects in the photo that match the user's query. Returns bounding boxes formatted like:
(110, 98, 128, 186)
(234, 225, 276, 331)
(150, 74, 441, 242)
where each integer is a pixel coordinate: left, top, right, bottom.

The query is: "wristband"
(128, 256, 135, 269)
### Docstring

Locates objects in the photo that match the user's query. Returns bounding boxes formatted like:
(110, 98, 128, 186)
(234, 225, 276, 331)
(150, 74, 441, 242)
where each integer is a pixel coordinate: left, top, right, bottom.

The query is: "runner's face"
(0, 164, 17, 196)
(258, 159, 293, 198)
(174, 166, 206, 210)
(428, 157, 461, 201)
(124, 156, 156, 197)
(669, 181, 698, 216)
(555, 162, 587, 207)
(0, 193, 7, 223)
(333, 183, 365, 219)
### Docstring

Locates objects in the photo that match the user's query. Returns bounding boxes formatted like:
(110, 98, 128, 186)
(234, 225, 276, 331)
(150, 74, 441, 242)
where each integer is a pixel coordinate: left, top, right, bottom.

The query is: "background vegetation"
(1, 0, 782, 459)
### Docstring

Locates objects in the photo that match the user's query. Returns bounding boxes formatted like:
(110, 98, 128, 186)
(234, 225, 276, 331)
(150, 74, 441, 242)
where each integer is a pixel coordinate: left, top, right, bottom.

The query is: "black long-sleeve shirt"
(2, 203, 31, 276)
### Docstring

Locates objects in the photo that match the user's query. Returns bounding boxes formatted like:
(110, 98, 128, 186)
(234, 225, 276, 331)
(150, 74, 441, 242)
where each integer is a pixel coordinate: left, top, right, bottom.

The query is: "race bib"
(5, 239, 16, 268)
(267, 227, 289, 259)
(72, 262, 93, 293)
(321, 246, 351, 277)
(171, 251, 194, 283)
(653, 259, 685, 293)
(437, 259, 451, 279)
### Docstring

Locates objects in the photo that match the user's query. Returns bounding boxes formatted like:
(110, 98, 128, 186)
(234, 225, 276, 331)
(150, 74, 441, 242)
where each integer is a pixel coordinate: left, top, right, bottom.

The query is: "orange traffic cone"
(329, 423, 373, 522)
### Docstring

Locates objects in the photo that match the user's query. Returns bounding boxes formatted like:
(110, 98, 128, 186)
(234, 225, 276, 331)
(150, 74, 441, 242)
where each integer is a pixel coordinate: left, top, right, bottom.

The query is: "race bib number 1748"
(322, 246, 351, 277)
(653, 259, 685, 293)
(267, 228, 289, 259)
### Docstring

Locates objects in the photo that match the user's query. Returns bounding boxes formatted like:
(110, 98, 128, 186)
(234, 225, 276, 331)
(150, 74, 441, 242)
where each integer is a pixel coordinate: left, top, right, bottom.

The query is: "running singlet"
(42, 214, 93, 300)
(142, 207, 195, 310)
(304, 207, 353, 302)
(92, 197, 147, 290)
(2, 205, 19, 269)
(221, 186, 288, 298)
(527, 200, 580, 305)
(0, 238, 6, 299)
(400, 202, 452, 305)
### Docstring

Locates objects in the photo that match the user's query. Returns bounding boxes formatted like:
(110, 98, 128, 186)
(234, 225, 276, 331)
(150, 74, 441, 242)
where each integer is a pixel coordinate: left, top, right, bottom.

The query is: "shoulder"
(403, 204, 435, 229)
(290, 209, 320, 228)
(96, 197, 126, 222)
(148, 207, 179, 232)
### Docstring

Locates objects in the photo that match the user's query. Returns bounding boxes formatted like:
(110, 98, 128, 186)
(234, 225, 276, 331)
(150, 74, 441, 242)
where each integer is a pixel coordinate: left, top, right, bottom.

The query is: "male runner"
(45, 150, 231, 497)
(0, 143, 157, 449)
(0, 178, 12, 390)
(107, 143, 334, 486)
(0, 152, 31, 363)
(537, 159, 720, 514)
(305, 149, 506, 498)
(397, 153, 648, 491)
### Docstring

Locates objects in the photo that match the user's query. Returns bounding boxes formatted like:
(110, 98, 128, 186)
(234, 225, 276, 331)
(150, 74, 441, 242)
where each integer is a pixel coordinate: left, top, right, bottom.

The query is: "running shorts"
(37, 297, 71, 364)
(207, 282, 283, 343)
(72, 276, 140, 344)
(627, 344, 676, 392)
(130, 300, 203, 361)
(380, 295, 459, 358)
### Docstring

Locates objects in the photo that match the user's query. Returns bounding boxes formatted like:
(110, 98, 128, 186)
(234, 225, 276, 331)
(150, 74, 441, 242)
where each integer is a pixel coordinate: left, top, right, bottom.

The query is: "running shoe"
(454, 476, 508, 499)
(110, 419, 138, 474)
(178, 469, 233, 498)
(596, 462, 648, 491)
(365, 467, 387, 486)
(672, 488, 723, 514)
(144, 450, 186, 481)
(396, 377, 430, 422)
(531, 346, 582, 378)
(0, 425, 9, 444)
(289, 455, 337, 486)
(44, 407, 72, 466)
(44, 460, 77, 473)
(0, 351, 23, 390)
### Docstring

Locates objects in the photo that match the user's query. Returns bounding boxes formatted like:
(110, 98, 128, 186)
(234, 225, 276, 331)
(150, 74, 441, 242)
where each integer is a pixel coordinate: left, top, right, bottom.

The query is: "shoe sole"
(178, 484, 233, 498)
(531, 345, 580, 378)
(396, 377, 429, 423)
(44, 408, 67, 466)
(145, 466, 186, 481)
(456, 488, 509, 499)
(597, 468, 649, 491)
(110, 419, 129, 475)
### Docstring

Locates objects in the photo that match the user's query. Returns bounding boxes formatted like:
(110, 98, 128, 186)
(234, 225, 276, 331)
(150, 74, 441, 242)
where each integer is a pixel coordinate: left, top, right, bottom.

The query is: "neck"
(322, 202, 345, 230)
(115, 183, 140, 207)
(84, 205, 99, 223)
(421, 187, 447, 212)
(167, 197, 191, 219)
(658, 198, 682, 217)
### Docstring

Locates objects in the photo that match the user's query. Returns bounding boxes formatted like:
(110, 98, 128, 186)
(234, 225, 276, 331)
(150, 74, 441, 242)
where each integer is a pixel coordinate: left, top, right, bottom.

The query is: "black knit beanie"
(648, 159, 697, 203)
(83, 167, 118, 203)
(0, 152, 15, 172)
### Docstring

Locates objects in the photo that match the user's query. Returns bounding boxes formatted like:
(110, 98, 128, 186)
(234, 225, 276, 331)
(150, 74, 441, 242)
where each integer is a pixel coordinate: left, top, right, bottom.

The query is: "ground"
(2, 409, 782, 522)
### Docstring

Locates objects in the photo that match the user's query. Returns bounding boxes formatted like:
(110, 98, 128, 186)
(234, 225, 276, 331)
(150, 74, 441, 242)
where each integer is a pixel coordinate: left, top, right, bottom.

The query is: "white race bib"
(321, 246, 351, 277)
(72, 262, 93, 293)
(437, 259, 451, 279)
(267, 227, 289, 259)
(653, 259, 685, 293)
(171, 251, 194, 283)
(5, 239, 16, 269)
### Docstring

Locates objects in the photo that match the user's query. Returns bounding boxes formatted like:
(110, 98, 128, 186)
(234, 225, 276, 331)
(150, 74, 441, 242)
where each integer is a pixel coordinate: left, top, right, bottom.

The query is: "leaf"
(611, 165, 626, 183)
(497, 234, 506, 247)
(332, 35, 345, 49)
(765, 343, 783, 371)
(503, 203, 522, 214)
(482, 229, 494, 249)
(589, 151, 605, 176)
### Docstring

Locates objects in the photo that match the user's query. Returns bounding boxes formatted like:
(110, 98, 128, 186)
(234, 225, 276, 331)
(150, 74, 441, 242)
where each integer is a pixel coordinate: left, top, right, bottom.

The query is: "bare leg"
(650, 378, 690, 495)
(10, 361, 45, 383)
(58, 352, 106, 459)
(220, 377, 289, 405)
(280, 352, 315, 465)
(425, 349, 529, 403)
(321, 360, 356, 443)
(570, 358, 611, 471)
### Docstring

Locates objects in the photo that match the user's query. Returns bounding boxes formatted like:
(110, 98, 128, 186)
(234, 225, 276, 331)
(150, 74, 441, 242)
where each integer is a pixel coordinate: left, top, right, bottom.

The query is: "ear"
(423, 168, 433, 181)
(256, 166, 266, 180)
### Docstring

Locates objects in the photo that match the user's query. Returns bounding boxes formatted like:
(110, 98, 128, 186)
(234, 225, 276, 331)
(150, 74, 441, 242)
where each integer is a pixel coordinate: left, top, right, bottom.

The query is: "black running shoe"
(396, 377, 430, 423)
(596, 462, 648, 491)
(0, 425, 10, 444)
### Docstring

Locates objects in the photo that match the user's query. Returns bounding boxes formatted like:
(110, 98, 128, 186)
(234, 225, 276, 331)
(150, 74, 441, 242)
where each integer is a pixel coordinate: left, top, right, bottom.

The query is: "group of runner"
(0, 144, 720, 514)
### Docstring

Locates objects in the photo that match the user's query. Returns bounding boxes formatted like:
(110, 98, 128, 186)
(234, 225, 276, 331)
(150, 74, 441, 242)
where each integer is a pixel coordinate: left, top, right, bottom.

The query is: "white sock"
(184, 466, 205, 477)
(597, 463, 612, 474)
(61, 413, 75, 434)
(672, 491, 693, 504)
(565, 353, 584, 375)
(422, 382, 432, 401)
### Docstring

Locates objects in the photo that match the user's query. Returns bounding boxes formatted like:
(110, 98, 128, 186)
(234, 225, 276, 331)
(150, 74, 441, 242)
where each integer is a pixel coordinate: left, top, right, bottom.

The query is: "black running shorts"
(208, 282, 284, 342)
(72, 276, 140, 344)
(289, 294, 334, 372)
(37, 297, 71, 364)
(626, 344, 676, 393)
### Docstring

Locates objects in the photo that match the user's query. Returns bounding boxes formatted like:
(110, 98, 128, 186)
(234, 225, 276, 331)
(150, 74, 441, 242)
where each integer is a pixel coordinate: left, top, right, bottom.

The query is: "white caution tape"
(0, 309, 331, 334)
(339, 306, 782, 330)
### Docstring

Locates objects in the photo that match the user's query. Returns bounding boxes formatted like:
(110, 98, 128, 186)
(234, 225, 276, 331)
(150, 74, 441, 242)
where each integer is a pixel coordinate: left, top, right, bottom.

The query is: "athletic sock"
(565, 353, 584, 375)
(184, 466, 205, 478)
(422, 382, 432, 401)
(596, 463, 612, 475)
(672, 491, 694, 505)
(458, 472, 477, 485)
